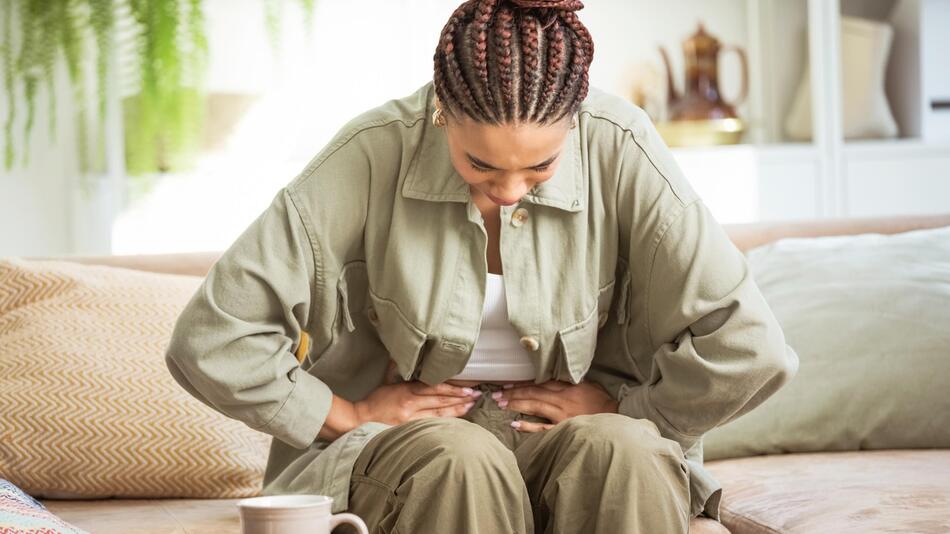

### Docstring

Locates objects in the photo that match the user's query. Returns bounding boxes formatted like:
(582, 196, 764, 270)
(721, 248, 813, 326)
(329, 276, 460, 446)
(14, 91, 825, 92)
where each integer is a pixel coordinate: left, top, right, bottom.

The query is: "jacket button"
(510, 208, 529, 227)
(519, 335, 540, 351)
(367, 306, 378, 323)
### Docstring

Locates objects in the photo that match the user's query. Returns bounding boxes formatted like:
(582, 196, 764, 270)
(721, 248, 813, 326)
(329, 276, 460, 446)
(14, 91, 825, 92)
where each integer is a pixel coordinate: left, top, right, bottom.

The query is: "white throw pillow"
(703, 225, 950, 460)
(785, 16, 898, 140)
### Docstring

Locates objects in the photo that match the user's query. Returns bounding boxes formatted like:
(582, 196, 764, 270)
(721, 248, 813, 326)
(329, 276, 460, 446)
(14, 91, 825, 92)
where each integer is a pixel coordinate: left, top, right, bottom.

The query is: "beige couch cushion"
(0, 258, 271, 498)
(39, 498, 731, 533)
(707, 450, 950, 534)
(704, 226, 950, 460)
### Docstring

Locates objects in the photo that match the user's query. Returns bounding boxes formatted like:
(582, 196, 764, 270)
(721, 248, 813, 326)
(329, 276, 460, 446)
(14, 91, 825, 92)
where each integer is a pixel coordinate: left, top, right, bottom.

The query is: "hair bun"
(510, 0, 585, 12)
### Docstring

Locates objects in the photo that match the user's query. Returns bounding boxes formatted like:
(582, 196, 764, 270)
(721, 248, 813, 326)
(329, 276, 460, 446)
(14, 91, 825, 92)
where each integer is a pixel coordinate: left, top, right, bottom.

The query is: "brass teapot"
(659, 23, 748, 121)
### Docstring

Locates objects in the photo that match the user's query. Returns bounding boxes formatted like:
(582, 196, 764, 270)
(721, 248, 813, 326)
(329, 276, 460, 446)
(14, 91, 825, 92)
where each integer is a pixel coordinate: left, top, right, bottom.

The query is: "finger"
(502, 386, 560, 405)
(413, 400, 475, 419)
(531, 380, 571, 392)
(413, 394, 476, 410)
(511, 420, 554, 433)
(412, 381, 476, 398)
(504, 380, 568, 391)
(505, 399, 562, 421)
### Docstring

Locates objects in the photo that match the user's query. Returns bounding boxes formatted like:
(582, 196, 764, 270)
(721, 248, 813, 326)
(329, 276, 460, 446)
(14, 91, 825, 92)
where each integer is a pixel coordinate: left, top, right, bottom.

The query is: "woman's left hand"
(497, 379, 620, 433)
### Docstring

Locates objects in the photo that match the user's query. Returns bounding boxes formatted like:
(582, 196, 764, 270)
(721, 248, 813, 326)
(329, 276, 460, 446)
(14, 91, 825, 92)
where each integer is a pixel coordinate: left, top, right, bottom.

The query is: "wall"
(2, 0, 947, 257)
(0, 40, 80, 257)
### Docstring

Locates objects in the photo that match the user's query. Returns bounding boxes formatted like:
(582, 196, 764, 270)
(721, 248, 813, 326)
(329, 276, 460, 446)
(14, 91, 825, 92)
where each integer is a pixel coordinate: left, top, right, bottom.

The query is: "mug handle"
(328, 512, 369, 534)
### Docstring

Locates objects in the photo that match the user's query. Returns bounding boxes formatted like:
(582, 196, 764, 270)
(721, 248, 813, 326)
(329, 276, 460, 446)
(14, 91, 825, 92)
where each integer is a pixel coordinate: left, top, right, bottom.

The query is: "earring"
(571, 113, 578, 129)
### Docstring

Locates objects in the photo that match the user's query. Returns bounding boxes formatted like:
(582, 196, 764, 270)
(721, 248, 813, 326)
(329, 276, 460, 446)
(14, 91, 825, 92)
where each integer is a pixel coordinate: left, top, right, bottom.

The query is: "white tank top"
(448, 273, 535, 381)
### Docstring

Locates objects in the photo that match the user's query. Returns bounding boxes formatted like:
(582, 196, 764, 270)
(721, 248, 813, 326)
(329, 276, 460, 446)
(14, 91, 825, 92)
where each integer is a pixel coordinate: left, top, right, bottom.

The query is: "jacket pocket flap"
(365, 290, 428, 382)
(555, 279, 616, 383)
(556, 312, 599, 384)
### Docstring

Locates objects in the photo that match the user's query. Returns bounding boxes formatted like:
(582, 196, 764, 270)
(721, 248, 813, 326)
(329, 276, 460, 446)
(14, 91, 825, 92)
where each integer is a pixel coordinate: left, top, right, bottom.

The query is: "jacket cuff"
(258, 367, 334, 449)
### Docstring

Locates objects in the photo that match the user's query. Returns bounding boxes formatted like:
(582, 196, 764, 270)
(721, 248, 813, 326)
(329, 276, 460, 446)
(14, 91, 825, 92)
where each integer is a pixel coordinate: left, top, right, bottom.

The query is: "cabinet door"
(846, 153, 950, 216)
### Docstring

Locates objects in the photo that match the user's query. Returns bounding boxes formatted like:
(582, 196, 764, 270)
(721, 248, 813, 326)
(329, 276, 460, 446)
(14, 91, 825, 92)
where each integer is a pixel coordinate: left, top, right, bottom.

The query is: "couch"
(20, 212, 950, 534)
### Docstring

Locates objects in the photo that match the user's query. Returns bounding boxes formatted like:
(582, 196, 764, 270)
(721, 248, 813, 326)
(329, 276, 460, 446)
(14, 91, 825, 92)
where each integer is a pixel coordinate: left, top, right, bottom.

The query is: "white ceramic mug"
(238, 495, 369, 534)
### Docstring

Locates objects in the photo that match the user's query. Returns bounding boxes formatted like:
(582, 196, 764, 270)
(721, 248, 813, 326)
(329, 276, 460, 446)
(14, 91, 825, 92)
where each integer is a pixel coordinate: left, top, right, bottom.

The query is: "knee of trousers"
(368, 417, 521, 480)
(555, 413, 687, 465)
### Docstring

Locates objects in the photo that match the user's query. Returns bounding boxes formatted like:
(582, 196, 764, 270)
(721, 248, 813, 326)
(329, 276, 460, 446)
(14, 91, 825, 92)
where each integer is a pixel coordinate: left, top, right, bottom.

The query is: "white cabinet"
(670, 144, 822, 223)
(596, 0, 950, 223)
(844, 141, 950, 216)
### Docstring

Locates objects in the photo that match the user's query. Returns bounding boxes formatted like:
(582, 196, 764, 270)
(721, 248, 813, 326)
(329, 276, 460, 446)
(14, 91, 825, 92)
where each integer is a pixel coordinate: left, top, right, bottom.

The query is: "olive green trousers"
(334, 382, 691, 534)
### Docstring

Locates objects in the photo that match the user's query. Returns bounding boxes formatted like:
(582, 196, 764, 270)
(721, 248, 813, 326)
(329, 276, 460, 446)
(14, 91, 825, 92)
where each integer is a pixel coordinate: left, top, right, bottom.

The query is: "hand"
(497, 379, 619, 433)
(354, 372, 481, 427)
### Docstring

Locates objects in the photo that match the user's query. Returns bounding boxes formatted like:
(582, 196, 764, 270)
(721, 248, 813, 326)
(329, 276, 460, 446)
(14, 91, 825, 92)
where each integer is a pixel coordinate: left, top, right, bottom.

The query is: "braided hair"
(433, 0, 594, 126)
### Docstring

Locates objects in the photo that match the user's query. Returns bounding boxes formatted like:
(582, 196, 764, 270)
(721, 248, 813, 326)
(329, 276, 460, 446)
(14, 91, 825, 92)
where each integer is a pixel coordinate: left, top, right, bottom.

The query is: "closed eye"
(470, 163, 551, 173)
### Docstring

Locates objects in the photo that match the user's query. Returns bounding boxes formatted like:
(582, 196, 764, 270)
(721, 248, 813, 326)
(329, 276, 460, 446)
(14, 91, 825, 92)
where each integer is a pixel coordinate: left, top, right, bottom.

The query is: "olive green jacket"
(165, 80, 799, 521)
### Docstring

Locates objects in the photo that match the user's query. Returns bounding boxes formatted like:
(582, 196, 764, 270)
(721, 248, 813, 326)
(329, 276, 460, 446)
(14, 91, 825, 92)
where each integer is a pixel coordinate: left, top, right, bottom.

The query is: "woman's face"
(444, 113, 572, 207)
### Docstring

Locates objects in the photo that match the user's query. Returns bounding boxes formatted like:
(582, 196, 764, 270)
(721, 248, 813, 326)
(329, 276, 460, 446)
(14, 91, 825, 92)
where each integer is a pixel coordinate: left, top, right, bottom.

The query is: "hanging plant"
(0, 0, 315, 177)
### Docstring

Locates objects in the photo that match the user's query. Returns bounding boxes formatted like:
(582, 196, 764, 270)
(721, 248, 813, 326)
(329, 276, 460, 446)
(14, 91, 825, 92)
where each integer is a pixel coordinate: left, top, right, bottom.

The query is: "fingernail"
(462, 387, 474, 395)
(471, 390, 483, 397)
(510, 421, 521, 428)
(498, 399, 508, 408)
(491, 391, 503, 399)
(503, 384, 514, 389)
(465, 401, 475, 408)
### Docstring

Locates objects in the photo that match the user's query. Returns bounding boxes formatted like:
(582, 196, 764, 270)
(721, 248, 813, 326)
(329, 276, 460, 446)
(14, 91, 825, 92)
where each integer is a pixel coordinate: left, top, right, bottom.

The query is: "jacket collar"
(402, 83, 585, 213)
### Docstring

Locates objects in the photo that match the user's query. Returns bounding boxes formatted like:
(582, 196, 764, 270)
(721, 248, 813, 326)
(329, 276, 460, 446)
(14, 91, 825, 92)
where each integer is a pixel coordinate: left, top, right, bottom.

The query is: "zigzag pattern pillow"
(0, 258, 271, 498)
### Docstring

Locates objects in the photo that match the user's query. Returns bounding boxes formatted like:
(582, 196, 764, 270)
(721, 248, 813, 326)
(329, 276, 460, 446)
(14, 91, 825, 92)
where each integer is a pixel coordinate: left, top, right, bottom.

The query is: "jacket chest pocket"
(364, 288, 428, 383)
(305, 260, 377, 366)
(552, 278, 616, 383)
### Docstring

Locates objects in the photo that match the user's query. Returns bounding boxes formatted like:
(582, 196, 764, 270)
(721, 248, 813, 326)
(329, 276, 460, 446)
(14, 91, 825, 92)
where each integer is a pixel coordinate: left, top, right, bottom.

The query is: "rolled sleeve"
(165, 186, 333, 449)
(617, 199, 800, 453)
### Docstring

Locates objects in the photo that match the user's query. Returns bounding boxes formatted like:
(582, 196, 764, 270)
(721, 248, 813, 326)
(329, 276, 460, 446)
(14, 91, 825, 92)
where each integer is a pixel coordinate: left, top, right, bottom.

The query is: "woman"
(165, 1, 799, 532)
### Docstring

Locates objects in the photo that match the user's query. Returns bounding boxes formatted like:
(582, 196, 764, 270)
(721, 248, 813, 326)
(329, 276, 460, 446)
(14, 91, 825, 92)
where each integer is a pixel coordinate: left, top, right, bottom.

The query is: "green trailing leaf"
(89, 0, 115, 172)
(40, 4, 58, 145)
(56, 0, 91, 173)
(119, 0, 209, 176)
(300, 0, 315, 36)
(16, 0, 39, 169)
(2, 0, 15, 169)
(264, 0, 282, 54)
(265, 0, 318, 55)
(2, 0, 317, 178)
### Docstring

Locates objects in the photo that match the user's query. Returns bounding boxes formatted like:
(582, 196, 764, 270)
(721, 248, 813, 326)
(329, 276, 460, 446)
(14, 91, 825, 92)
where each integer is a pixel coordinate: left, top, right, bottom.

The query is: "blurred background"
(1, 0, 948, 257)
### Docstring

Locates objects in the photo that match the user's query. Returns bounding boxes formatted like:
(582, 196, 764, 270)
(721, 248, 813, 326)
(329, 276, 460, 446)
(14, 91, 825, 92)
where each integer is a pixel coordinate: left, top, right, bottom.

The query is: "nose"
(487, 191, 520, 206)
(490, 182, 529, 204)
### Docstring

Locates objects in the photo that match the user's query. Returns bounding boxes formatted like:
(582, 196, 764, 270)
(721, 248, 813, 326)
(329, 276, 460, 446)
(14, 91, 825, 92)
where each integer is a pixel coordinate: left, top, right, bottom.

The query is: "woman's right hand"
(354, 380, 481, 427)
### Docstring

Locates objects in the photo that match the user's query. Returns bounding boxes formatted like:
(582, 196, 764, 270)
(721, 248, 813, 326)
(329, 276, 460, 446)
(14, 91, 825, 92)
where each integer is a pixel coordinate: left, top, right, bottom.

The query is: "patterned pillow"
(0, 479, 87, 533)
(0, 258, 272, 498)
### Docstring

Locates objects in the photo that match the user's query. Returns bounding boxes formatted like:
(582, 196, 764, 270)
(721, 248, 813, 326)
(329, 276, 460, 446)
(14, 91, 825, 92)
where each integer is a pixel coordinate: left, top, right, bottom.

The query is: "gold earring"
(571, 114, 578, 129)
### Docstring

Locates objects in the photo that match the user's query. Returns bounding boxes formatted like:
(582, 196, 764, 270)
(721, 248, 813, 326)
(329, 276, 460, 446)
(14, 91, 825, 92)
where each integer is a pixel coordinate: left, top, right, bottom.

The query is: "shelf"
(670, 142, 817, 161)
(843, 139, 950, 160)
